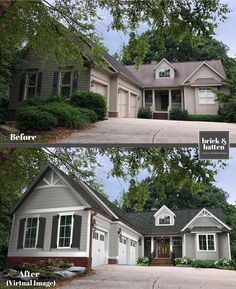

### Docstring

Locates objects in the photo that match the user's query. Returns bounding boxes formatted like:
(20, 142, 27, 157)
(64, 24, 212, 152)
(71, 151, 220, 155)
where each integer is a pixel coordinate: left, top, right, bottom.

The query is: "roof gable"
(154, 58, 175, 71)
(154, 205, 176, 217)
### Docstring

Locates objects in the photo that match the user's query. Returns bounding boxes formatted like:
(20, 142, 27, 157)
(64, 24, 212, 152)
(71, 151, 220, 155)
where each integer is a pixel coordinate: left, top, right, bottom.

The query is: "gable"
(154, 205, 175, 226)
(154, 59, 175, 79)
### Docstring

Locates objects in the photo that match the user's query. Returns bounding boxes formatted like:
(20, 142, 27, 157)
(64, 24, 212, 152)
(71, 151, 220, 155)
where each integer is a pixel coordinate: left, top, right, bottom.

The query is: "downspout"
(89, 209, 97, 269)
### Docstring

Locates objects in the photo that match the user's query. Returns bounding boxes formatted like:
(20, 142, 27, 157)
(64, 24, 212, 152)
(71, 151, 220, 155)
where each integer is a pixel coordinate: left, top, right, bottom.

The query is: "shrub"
(137, 256, 149, 266)
(220, 97, 236, 123)
(169, 108, 188, 120)
(191, 260, 216, 268)
(16, 107, 58, 131)
(215, 258, 236, 269)
(47, 258, 74, 268)
(22, 96, 67, 107)
(138, 107, 152, 119)
(70, 91, 107, 119)
(187, 114, 223, 122)
(175, 257, 193, 266)
(21, 263, 53, 279)
(0, 96, 9, 124)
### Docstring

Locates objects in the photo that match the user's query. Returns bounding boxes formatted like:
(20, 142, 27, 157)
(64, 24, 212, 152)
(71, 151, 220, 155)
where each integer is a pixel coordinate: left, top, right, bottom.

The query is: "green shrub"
(77, 107, 97, 123)
(137, 256, 149, 266)
(70, 91, 107, 119)
(220, 97, 236, 123)
(47, 258, 74, 268)
(138, 107, 152, 119)
(191, 260, 216, 268)
(169, 108, 188, 120)
(16, 107, 58, 131)
(21, 263, 53, 279)
(0, 96, 9, 124)
(22, 96, 67, 107)
(175, 257, 193, 266)
(187, 114, 223, 122)
(215, 258, 236, 268)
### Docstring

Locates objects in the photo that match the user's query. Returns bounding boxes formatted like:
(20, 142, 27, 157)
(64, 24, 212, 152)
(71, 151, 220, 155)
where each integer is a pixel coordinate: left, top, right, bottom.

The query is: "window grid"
(58, 215, 72, 248)
(159, 68, 170, 78)
(198, 88, 216, 104)
(24, 217, 38, 248)
(60, 71, 72, 97)
(159, 215, 171, 225)
(26, 73, 38, 98)
(198, 234, 215, 251)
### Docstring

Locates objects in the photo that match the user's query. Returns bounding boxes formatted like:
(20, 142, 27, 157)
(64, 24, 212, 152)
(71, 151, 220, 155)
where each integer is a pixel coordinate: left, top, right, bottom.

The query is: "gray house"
(8, 46, 229, 120)
(7, 164, 231, 269)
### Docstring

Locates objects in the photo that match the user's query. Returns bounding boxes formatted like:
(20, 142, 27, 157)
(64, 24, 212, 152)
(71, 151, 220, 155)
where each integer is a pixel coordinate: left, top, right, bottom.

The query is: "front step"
(149, 258, 174, 266)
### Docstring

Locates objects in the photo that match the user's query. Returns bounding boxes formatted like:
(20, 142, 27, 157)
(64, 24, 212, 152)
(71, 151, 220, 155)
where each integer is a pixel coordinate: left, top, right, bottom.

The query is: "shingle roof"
(125, 60, 226, 88)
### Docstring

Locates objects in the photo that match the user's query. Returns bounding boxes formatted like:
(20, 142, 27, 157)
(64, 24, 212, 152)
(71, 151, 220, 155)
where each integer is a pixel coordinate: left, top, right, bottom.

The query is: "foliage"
(215, 258, 236, 269)
(175, 257, 193, 266)
(137, 107, 152, 119)
(137, 256, 149, 266)
(169, 108, 188, 120)
(70, 91, 106, 119)
(187, 114, 223, 122)
(176, 257, 236, 269)
(47, 258, 74, 269)
(0, 96, 9, 124)
(22, 96, 67, 107)
(21, 263, 53, 279)
(228, 206, 236, 258)
(16, 107, 58, 131)
(191, 260, 216, 268)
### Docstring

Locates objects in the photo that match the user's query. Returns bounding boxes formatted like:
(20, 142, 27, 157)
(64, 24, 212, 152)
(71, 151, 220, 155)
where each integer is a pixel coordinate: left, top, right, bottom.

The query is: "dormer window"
(158, 215, 171, 225)
(159, 68, 170, 78)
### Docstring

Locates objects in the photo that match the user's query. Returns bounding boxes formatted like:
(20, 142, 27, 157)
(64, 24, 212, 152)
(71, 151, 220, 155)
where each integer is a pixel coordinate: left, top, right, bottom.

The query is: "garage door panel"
(130, 240, 137, 265)
(118, 236, 127, 264)
(92, 230, 106, 268)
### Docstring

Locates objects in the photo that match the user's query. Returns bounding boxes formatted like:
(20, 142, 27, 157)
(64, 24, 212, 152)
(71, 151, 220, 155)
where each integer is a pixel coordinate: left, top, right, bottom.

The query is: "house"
(7, 164, 231, 269)
(8, 44, 229, 120)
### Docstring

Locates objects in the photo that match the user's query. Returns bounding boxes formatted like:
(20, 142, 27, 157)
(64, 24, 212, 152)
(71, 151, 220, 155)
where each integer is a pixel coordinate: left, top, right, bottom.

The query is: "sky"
(94, 148, 236, 205)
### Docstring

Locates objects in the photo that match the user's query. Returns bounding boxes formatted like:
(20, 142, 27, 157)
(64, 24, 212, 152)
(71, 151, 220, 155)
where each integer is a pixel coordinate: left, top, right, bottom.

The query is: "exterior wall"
(194, 87, 219, 115)
(154, 207, 175, 226)
(184, 87, 196, 114)
(108, 223, 119, 261)
(155, 61, 175, 79)
(185, 233, 196, 258)
(191, 216, 222, 229)
(218, 233, 230, 259)
(8, 209, 90, 257)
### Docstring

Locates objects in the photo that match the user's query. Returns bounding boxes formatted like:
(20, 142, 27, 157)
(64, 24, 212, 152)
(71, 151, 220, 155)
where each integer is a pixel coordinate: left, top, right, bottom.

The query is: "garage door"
(118, 236, 127, 264)
(91, 81, 108, 101)
(119, 89, 128, 118)
(130, 93, 137, 118)
(130, 240, 137, 265)
(92, 230, 106, 267)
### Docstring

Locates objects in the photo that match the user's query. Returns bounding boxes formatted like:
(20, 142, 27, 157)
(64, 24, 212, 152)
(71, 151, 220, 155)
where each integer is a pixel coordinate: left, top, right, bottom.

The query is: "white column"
(141, 237, 144, 256)
(152, 90, 155, 111)
(170, 236, 173, 257)
(151, 237, 154, 253)
(227, 233, 231, 259)
(127, 91, 131, 117)
(182, 235, 186, 257)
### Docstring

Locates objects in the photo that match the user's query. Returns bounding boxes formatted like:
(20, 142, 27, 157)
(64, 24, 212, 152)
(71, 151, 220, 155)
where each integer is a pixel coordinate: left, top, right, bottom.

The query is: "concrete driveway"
(59, 265, 236, 289)
(60, 118, 236, 144)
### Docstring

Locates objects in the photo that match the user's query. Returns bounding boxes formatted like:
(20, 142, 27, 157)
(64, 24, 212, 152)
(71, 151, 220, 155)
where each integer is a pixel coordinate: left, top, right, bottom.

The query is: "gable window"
(25, 73, 38, 98)
(198, 88, 216, 104)
(58, 214, 73, 248)
(159, 68, 170, 78)
(159, 215, 171, 225)
(198, 234, 215, 251)
(24, 217, 39, 248)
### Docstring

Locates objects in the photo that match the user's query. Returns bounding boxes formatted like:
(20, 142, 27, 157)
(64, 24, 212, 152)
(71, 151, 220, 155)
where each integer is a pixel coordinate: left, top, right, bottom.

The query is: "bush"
(137, 256, 149, 266)
(47, 258, 74, 268)
(138, 107, 152, 119)
(169, 108, 188, 120)
(0, 96, 9, 124)
(70, 91, 106, 119)
(21, 263, 53, 279)
(16, 107, 58, 131)
(191, 260, 216, 268)
(175, 257, 193, 266)
(22, 96, 67, 107)
(215, 258, 236, 269)
(187, 114, 223, 122)
(220, 97, 236, 123)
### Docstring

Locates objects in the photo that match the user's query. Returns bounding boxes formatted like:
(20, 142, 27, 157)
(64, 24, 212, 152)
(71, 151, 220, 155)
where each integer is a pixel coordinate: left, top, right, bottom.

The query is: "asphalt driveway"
(59, 265, 236, 289)
(60, 118, 236, 144)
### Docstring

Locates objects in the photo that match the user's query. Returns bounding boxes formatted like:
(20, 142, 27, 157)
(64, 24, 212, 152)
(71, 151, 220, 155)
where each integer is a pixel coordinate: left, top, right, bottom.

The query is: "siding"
(8, 210, 89, 257)
(188, 65, 223, 83)
(109, 77, 118, 112)
(191, 216, 222, 228)
(184, 87, 196, 114)
(218, 233, 230, 258)
(185, 233, 195, 258)
(109, 223, 119, 257)
(195, 234, 219, 260)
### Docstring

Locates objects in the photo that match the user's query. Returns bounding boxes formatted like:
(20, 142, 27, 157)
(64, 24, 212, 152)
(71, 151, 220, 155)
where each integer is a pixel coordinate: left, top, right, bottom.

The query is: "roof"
(124, 208, 227, 235)
(125, 60, 226, 88)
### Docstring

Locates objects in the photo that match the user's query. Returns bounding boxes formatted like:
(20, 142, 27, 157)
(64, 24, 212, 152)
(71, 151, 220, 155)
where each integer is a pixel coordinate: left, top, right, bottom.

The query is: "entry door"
(161, 94, 169, 110)
(158, 239, 170, 258)
(119, 90, 128, 117)
(119, 236, 127, 264)
(92, 230, 106, 267)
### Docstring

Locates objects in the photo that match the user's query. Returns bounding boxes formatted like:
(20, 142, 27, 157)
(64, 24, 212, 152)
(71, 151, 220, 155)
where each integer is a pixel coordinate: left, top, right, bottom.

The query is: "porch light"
(118, 227, 122, 236)
(92, 219, 96, 228)
(138, 237, 142, 245)
(118, 88, 122, 94)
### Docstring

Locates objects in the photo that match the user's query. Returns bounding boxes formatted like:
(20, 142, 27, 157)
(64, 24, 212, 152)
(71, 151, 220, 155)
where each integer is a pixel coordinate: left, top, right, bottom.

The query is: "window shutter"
(17, 218, 26, 249)
(71, 215, 82, 248)
(52, 71, 59, 95)
(36, 72, 43, 96)
(18, 74, 26, 101)
(50, 215, 59, 248)
(37, 217, 46, 249)
(72, 73, 78, 93)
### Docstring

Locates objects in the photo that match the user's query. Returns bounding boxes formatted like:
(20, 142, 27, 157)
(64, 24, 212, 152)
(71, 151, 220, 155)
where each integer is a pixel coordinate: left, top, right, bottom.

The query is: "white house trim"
(154, 205, 176, 218)
(227, 233, 231, 259)
(196, 233, 216, 252)
(57, 213, 75, 249)
(114, 221, 142, 237)
(23, 215, 40, 249)
(21, 206, 86, 214)
(9, 251, 88, 257)
(181, 208, 231, 231)
(154, 58, 176, 71)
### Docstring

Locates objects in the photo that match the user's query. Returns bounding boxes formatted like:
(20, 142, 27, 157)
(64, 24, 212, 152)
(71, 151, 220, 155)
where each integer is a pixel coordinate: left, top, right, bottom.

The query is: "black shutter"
(71, 215, 82, 248)
(36, 72, 43, 96)
(37, 217, 46, 249)
(52, 71, 59, 95)
(17, 218, 26, 249)
(18, 74, 26, 101)
(72, 73, 78, 93)
(50, 215, 59, 248)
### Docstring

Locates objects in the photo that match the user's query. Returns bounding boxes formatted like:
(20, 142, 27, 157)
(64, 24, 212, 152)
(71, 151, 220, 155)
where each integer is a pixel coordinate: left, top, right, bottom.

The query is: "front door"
(158, 238, 170, 258)
(161, 94, 169, 110)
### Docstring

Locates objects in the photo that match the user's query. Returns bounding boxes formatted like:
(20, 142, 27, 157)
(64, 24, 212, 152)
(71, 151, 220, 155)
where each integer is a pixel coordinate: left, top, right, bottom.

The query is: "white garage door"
(91, 81, 108, 101)
(118, 236, 127, 264)
(92, 230, 106, 267)
(130, 240, 137, 265)
(119, 89, 128, 118)
(130, 93, 137, 118)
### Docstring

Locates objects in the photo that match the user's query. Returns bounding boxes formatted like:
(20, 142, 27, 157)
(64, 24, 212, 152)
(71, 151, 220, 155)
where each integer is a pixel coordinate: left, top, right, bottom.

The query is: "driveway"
(59, 265, 236, 289)
(60, 118, 236, 144)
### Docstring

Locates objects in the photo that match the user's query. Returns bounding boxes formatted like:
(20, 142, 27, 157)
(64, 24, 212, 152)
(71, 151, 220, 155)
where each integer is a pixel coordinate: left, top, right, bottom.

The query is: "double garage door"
(119, 90, 137, 118)
(92, 230, 106, 268)
(118, 236, 137, 265)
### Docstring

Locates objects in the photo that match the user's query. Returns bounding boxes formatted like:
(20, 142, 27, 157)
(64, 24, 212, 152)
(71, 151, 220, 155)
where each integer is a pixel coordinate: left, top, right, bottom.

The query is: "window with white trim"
(159, 68, 170, 78)
(198, 88, 216, 104)
(25, 73, 38, 98)
(60, 71, 73, 97)
(93, 231, 99, 240)
(198, 234, 215, 251)
(158, 215, 171, 225)
(24, 217, 39, 248)
(58, 215, 73, 248)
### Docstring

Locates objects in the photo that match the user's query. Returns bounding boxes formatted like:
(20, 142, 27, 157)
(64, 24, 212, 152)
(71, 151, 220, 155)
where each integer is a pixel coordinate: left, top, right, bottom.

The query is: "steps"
(149, 258, 174, 266)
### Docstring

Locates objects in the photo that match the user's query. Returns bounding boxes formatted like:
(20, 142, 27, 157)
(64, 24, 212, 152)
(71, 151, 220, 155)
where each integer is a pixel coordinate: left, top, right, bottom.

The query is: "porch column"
(182, 234, 186, 257)
(170, 236, 173, 257)
(227, 233, 231, 259)
(168, 89, 171, 110)
(152, 89, 155, 112)
(151, 237, 154, 253)
(141, 237, 144, 256)
(127, 91, 131, 117)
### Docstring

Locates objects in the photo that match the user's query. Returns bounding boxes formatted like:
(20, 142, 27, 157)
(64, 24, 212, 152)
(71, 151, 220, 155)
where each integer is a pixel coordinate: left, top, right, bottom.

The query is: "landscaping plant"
(137, 107, 152, 119)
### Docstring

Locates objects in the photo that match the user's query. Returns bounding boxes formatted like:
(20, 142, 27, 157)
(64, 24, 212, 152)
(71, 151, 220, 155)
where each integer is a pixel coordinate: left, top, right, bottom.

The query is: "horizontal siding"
(218, 233, 230, 258)
(109, 223, 119, 257)
(184, 87, 196, 114)
(78, 69, 91, 91)
(189, 65, 223, 83)
(191, 217, 221, 228)
(185, 233, 195, 258)
(109, 77, 118, 112)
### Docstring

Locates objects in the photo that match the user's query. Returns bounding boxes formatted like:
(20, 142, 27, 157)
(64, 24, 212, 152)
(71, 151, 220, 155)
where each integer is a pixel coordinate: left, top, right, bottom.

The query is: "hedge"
(70, 91, 107, 119)
(138, 107, 152, 119)
(169, 108, 188, 120)
(187, 114, 223, 122)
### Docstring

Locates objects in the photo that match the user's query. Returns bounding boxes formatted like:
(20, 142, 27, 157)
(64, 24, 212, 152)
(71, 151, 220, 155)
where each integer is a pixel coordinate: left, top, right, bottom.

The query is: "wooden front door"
(158, 239, 170, 258)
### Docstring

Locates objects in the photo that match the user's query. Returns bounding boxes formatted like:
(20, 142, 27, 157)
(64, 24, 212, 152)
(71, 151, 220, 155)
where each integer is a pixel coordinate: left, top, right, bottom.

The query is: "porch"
(143, 89, 183, 119)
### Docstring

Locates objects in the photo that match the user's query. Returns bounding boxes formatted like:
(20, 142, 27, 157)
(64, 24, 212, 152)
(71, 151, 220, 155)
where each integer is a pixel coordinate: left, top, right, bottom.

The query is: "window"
(159, 215, 171, 225)
(159, 68, 170, 78)
(100, 234, 105, 241)
(173, 239, 182, 246)
(24, 217, 39, 248)
(60, 71, 72, 97)
(119, 236, 127, 244)
(198, 88, 216, 104)
(93, 231, 99, 240)
(58, 215, 73, 248)
(131, 241, 136, 247)
(25, 73, 38, 98)
(198, 234, 215, 251)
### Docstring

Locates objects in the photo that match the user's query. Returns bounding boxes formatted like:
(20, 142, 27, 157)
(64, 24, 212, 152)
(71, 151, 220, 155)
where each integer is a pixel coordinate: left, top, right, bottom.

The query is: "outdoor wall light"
(92, 219, 96, 228)
(118, 88, 122, 94)
(138, 237, 142, 245)
(118, 227, 122, 235)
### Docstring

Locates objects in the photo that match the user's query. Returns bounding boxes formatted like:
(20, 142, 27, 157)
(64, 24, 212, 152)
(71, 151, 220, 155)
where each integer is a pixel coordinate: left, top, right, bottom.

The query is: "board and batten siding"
(8, 210, 89, 257)
(218, 233, 230, 259)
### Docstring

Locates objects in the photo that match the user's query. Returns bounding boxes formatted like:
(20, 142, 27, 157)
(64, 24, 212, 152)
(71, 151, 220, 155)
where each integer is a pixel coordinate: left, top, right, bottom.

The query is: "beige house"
(8, 51, 228, 120)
